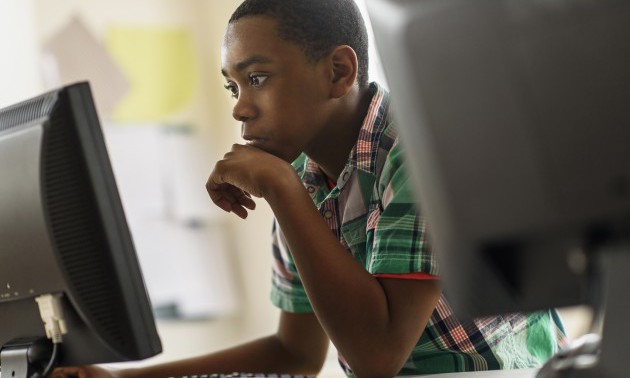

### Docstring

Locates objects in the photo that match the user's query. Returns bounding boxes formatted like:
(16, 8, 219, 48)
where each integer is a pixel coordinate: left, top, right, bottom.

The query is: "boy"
(54, 0, 566, 377)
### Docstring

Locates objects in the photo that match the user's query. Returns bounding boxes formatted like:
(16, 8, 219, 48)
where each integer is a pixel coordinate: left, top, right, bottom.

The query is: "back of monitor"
(367, 0, 630, 318)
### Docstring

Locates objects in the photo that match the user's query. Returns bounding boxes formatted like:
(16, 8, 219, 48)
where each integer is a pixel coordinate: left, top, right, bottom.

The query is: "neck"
(306, 85, 373, 181)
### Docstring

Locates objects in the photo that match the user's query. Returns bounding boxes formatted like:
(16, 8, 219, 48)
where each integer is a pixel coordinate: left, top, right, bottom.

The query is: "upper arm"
(376, 277, 442, 367)
(277, 311, 329, 373)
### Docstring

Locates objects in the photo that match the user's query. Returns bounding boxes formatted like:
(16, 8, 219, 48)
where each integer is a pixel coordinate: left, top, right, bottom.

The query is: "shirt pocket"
(340, 214, 368, 266)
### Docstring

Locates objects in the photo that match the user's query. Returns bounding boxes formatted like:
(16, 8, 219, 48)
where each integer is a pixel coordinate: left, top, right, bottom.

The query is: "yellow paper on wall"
(106, 26, 198, 122)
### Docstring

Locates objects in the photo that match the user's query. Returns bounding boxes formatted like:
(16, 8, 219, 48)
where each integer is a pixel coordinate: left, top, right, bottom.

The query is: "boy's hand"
(206, 144, 299, 219)
(51, 365, 119, 378)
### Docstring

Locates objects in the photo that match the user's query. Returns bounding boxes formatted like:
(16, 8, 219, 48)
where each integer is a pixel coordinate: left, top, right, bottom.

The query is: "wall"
(0, 0, 42, 107)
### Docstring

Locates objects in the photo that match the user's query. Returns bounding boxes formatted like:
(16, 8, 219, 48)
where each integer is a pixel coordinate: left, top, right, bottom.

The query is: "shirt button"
(324, 210, 333, 219)
(342, 171, 350, 182)
(307, 186, 315, 194)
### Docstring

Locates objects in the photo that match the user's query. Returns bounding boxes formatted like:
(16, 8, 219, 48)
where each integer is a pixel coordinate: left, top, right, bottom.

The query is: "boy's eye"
(224, 82, 239, 99)
(249, 74, 268, 88)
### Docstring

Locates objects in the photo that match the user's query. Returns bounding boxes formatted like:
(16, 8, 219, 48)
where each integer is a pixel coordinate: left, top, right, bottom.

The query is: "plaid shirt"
(270, 83, 567, 375)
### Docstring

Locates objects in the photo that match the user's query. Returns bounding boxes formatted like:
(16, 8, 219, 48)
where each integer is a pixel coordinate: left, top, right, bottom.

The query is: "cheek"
(282, 91, 328, 126)
(263, 93, 313, 134)
(272, 121, 315, 161)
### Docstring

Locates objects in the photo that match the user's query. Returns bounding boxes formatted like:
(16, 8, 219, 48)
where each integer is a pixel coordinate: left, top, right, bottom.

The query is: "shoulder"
(371, 105, 414, 202)
(375, 120, 407, 188)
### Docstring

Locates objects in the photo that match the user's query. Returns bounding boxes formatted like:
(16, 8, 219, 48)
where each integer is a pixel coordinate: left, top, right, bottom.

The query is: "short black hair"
(229, 0, 369, 88)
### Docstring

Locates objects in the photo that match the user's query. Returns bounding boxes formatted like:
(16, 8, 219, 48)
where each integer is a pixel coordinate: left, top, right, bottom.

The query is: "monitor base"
(537, 241, 630, 378)
(1, 337, 55, 378)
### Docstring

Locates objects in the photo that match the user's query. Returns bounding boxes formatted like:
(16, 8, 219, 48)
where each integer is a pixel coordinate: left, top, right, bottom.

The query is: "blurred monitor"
(0, 82, 162, 378)
(367, 0, 630, 375)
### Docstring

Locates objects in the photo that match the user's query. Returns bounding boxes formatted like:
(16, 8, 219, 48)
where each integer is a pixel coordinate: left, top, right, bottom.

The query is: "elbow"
(346, 351, 407, 378)
(299, 359, 326, 377)
(290, 345, 328, 377)
(352, 365, 402, 378)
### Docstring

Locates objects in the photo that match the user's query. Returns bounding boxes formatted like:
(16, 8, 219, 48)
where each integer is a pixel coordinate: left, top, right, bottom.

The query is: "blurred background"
(0, 0, 588, 376)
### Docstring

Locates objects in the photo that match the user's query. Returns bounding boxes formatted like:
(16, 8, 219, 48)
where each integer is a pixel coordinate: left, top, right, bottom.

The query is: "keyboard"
(170, 374, 314, 378)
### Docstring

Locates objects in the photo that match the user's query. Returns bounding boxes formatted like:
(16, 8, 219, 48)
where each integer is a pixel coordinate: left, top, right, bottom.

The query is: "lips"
(242, 135, 267, 147)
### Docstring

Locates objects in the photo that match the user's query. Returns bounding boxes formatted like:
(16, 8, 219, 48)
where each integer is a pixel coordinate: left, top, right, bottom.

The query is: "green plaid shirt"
(270, 83, 567, 376)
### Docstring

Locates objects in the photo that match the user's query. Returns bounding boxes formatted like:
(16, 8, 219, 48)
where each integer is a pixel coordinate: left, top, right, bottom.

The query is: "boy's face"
(221, 16, 333, 163)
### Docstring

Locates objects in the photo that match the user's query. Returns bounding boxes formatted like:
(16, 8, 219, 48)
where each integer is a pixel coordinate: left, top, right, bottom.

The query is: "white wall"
(0, 0, 43, 107)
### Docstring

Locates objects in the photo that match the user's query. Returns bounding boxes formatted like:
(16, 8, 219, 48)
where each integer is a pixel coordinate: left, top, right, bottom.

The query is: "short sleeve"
(365, 141, 438, 276)
(269, 219, 314, 313)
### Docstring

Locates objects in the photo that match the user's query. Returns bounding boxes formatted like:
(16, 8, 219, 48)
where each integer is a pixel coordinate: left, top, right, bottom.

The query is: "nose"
(232, 92, 256, 122)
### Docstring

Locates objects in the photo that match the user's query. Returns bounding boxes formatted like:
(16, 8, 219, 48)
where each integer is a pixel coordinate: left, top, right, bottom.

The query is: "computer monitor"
(0, 82, 162, 378)
(366, 0, 630, 375)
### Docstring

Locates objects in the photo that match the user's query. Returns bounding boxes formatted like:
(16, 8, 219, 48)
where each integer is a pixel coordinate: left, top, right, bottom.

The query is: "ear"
(328, 45, 359, 99)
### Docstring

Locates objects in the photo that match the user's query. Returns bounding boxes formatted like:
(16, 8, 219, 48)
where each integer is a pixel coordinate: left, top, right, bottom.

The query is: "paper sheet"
(105, 25, 199, 122)
(42, 17, 129, 118)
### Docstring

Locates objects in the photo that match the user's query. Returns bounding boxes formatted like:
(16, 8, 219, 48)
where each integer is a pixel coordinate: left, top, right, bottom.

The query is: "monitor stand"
(537, 241, 630, 378)
(1, 337, 54, 378)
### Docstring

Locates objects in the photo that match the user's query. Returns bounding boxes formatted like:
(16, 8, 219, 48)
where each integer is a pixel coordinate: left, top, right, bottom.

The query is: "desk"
(417, 368, 537, 378)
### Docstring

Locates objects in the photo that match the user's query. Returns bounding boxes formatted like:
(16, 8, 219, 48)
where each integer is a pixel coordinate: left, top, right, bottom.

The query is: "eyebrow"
(221, 55, 274, 77)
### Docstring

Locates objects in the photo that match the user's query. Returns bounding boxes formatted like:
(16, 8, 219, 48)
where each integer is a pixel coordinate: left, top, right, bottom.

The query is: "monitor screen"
(366, 0, 630, 374)
(0, 82, 162, 378)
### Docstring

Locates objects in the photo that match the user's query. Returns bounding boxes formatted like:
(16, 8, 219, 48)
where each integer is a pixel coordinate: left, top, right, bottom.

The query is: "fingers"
(239, 191, 256, 210)
(206, 181, 256, 219)
(51, 365, 112, 378)
(231, 203, 250, 219)
(206, 143, 279, 218)
(50, 367, 82, 378)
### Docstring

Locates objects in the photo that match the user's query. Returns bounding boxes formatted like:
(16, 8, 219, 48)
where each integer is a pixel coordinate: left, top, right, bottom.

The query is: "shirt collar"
(348, 81, 391, 173)
(297, 82, 391, 194)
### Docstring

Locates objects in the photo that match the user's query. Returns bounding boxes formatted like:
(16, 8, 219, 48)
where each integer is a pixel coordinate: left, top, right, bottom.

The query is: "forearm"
(119, 335, 319, 378)
(265, 181, 424, 376)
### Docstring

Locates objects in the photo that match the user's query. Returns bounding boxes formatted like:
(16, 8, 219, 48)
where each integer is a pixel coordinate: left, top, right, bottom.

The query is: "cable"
(33, 294, 67, 378)
(29, 342, 59, 378)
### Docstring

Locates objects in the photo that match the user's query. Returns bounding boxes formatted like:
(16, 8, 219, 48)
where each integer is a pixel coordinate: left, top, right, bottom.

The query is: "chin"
(269, 145, 298, 162)
(281, 150, 303, 164)
(252, 142, 301, 164)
